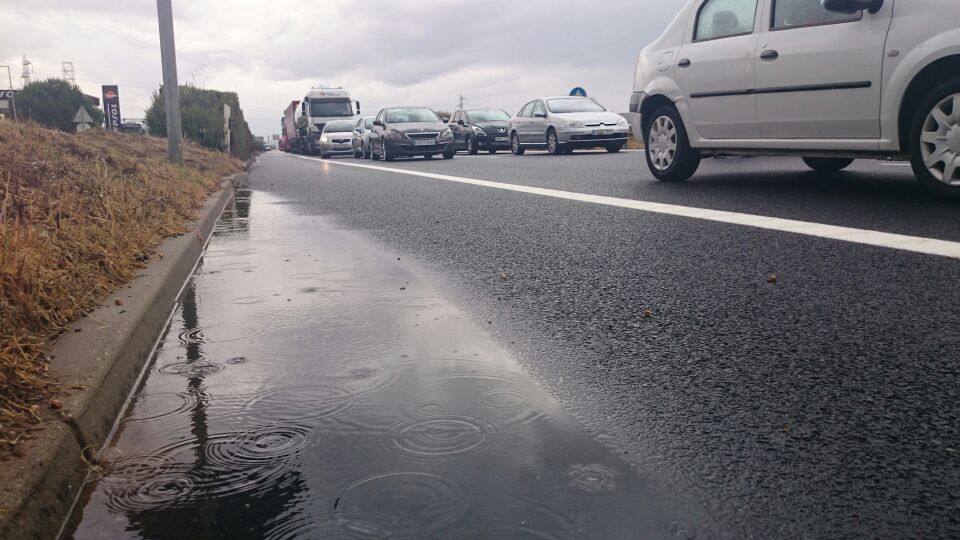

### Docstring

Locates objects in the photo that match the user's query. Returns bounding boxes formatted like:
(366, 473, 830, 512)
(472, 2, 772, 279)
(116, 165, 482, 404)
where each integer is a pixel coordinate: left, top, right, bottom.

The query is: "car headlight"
(320, 135, 329, 143)
(440, 128, 453, 139)
(617, 118, 629, 126)
(386, 129, 405, 139)
(472, 126, 487, 136)
(567, 120, 585, 129)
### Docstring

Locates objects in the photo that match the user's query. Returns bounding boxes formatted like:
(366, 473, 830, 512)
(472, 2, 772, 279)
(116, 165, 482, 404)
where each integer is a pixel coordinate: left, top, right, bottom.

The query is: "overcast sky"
(1, 1, 683, 137)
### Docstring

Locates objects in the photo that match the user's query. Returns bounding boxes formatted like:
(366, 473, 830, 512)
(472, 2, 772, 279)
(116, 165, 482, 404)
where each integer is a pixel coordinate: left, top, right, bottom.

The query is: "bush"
(145, 85, 256, 159)
(14, 79, 104, 132)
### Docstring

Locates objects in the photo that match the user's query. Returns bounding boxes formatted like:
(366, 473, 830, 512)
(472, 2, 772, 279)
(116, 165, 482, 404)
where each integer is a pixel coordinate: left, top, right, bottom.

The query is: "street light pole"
(1, 65, 17, 121)
(156, 0, 182, 164)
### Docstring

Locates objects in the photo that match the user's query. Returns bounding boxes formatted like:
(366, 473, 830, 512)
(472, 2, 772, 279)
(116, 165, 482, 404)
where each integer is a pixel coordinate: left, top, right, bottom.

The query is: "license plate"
(594, 129, 613, 135)
(414, 139, 434, 146)
(495, 137, 509, 142)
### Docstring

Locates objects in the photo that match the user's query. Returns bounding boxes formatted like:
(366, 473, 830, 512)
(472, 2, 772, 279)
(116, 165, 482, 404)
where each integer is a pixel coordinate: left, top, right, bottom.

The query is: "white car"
(509, 97, 631, 155)
(630, 0, 960, 198)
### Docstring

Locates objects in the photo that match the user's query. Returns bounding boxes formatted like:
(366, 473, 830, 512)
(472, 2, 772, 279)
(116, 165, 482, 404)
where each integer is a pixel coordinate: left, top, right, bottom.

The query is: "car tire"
(547, 129, 563, 156)
(563, 146, 575, 155)
(424, 154, 434, 160)
(605, 143, 624, 153)
(321, 153, 331, 159)
(801, 157, 854, 173)
(488, 148, 497, 154)
(466, 136, 479, 155)
(908, 76, 960, 200)
(443, 149, 456, 159)
(383, 143, 395, 162)
(645, 105, 701, 182)
(511, 133, 525, 156)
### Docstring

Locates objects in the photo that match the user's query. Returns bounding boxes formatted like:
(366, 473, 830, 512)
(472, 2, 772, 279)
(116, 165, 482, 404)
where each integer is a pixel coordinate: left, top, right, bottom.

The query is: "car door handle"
(760, 50, 779, 60)
(678, 58, 691, 68)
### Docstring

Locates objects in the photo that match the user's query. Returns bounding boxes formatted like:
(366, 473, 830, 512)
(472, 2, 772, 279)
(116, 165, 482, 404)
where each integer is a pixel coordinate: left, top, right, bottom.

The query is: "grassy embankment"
(0, 121, 242, 458)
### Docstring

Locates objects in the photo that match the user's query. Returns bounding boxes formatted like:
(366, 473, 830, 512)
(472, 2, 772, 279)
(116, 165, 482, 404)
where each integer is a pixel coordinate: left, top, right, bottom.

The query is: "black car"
(449, 108, 512, 154)
(370, 107, 456, 161)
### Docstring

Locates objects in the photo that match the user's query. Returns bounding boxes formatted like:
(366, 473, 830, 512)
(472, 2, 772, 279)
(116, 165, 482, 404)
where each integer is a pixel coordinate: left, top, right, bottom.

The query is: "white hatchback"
(630, 0, 960, 198)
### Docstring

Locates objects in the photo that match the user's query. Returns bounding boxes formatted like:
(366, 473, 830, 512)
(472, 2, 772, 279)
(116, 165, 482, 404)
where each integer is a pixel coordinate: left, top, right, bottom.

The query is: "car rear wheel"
(645, 105, 701, 182)
(466, 136, 479, 155)
(910, 77, 960, 200)
(546, 129, 563, 155)
(802, 157, 854, 173)
(511, 133, 525, 155)
(443, 149, 456, 160)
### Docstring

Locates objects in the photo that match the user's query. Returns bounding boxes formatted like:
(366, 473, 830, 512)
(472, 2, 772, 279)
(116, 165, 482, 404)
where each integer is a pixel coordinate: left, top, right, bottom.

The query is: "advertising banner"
(102, 85, 122, 131)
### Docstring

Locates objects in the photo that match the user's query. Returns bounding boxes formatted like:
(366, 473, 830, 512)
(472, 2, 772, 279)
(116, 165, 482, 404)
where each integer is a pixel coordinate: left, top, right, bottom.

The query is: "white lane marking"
(290, 154, 960, 260)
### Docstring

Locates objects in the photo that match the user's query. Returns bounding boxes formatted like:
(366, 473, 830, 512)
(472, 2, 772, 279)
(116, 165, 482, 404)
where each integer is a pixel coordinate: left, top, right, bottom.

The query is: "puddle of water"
(62, 191, 685, 539)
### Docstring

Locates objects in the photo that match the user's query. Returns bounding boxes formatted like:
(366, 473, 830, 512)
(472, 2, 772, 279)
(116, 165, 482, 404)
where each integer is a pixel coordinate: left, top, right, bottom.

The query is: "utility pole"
(156, 0, 183, 164)
(458, 94, 467, 109)
(1, 65, 17, 121)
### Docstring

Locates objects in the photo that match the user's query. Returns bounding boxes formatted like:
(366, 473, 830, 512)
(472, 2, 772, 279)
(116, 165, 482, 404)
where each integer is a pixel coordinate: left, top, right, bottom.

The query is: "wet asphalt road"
(246, 151, 960, 537)
(65, 150, 960, 538)
(67, 192, 692, 538)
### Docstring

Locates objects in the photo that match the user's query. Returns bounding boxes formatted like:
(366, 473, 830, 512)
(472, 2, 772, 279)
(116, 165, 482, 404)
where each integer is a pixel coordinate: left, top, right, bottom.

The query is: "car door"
(527, 100, 548, 144)
(371, 111, 386, 152)
(674, 0, 762, 139)
(450, 111, 464, 149)
(514, 102, 534, 143)
(754, 0, 892, 139)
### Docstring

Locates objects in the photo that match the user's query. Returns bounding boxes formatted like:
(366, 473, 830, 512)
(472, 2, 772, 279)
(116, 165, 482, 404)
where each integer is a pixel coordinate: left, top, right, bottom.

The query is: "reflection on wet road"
(65, 191, 691, 538)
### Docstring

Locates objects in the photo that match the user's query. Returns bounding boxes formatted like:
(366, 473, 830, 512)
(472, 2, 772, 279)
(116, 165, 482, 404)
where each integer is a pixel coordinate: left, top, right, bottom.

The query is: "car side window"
(694, 0, 758, 41)
(532, 101, 546, 117)
(771, 0, 861, 30)
(462, 112, 471, 124)
(519, 102, 535, 118)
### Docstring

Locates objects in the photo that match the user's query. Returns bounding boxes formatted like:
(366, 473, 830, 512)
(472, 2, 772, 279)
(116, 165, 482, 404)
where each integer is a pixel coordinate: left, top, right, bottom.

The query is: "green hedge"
(145, 85, 255, 159)
(14, 79, 104, 132)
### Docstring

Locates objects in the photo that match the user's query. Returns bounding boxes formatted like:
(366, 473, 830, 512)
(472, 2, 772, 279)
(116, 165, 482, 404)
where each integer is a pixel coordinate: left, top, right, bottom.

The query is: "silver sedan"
(318, 120, 358, 159)
(509, 96, 631, 156)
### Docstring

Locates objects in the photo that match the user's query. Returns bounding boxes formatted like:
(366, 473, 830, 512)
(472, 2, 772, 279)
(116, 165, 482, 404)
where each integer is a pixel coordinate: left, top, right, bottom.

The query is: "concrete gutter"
(0, 173, 245, 540)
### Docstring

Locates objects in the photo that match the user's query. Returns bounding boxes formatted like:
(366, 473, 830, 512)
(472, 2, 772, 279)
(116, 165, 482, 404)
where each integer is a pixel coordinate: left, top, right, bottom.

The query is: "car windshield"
(323, 120, 355, 132)
(363, 117, 375, 129)
(309, 99, 353, 117)
(468, 109, 510, 122)
(385, 108, 440, 123)
(546, 98, 606, 113)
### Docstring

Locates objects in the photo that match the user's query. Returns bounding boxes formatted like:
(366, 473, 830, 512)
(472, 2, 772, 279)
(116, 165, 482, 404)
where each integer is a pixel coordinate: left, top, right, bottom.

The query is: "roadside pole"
(156, 0, 182, 164)
(1, 65, 17, 121)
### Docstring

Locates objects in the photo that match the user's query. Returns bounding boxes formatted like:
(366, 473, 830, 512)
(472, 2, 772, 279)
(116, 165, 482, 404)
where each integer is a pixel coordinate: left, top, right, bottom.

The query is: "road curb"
(0, 173, 243, 540)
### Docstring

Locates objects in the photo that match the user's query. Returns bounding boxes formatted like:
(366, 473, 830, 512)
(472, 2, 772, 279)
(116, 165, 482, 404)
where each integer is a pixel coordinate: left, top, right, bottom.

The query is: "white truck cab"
(630, 0, 960, 198)
(297, 86, 361, 155)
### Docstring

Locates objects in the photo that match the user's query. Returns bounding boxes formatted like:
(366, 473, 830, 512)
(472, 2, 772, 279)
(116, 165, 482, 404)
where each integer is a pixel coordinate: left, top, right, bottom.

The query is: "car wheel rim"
(548, 133, 557, 153)
(921, 92, 960, 186)
(648, 116, 678, 171)
(512, 135, 519, 153)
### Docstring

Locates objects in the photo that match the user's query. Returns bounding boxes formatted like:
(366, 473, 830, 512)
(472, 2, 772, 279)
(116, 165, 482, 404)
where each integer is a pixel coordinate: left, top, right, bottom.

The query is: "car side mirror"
(373, 119, 383, 127)
(822, 0, 883, 14)
(457, 119, 466, 126)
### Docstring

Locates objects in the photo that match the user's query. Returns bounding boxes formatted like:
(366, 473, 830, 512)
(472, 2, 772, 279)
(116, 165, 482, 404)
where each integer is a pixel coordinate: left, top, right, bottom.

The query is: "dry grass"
(0, 120, 242, 457)
(626, 136, 645, 150)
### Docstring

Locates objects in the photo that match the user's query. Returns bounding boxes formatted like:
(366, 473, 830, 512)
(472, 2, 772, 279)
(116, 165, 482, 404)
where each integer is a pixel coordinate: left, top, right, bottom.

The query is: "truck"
(285, 86, 360, 155)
